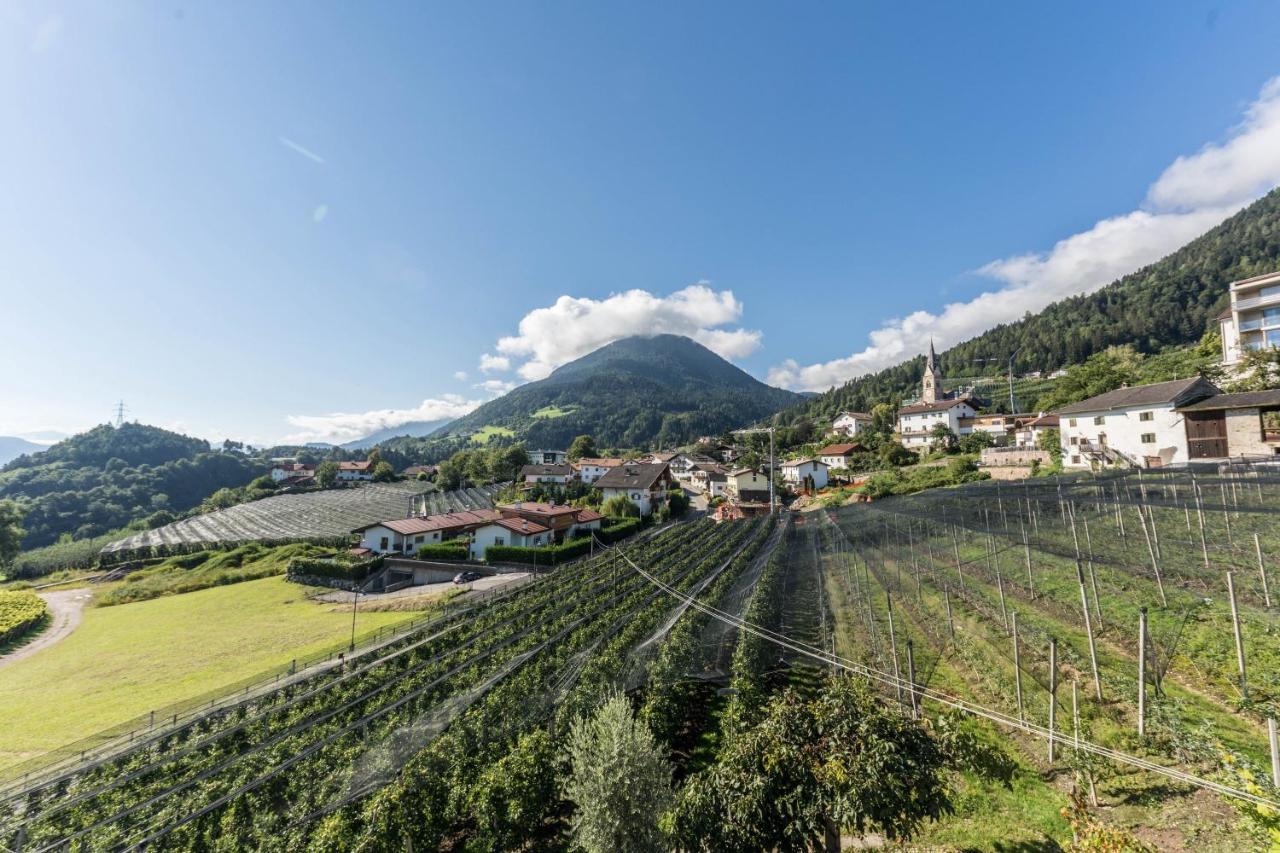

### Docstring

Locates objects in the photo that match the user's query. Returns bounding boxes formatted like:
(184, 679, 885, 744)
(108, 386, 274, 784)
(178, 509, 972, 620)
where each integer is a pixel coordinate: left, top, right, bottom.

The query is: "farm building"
(1058, 377, 1220, 468)
(1176, 390, 1280, 460)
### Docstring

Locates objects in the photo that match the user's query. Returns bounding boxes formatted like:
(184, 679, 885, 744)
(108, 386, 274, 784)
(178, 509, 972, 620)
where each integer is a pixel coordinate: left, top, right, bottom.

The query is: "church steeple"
(922, 338, 942, 403)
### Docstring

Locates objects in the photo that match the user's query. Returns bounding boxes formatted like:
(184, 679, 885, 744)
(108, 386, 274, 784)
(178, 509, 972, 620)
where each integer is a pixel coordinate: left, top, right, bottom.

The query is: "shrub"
(602, 495, 640, 519)
(416, 543, 469, 561)
(287, 553, 384, 583)
(485, 537, 592, 566)
(0, 589, 48, 647)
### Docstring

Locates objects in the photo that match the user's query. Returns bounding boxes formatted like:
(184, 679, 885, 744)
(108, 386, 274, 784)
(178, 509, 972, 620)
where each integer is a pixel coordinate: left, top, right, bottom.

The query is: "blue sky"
(3, 2, 1280, 445)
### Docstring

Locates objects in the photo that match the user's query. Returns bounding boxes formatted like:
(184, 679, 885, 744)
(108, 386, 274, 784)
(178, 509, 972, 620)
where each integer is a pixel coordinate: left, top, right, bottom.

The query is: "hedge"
(286, 554, 385, 583)
(597, 517, 643, 542)
(0, 590, 49, 647)
(415, 544, 470, 561)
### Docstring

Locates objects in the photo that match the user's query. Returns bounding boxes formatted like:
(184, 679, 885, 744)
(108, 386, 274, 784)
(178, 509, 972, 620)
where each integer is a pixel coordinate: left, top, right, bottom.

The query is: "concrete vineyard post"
(887, 592, 903, 706)
(906, 639, 919, 719)
(1048, 637, 1057, 763)
(1226, 571, 1247, 700)
(1077, 559, 1103, 701)
(1138, 607, 1147, 737)
(1012, 610, 1024, 723)
(1255, 533, 1271, 608)
(1269, 717, 1280, 789)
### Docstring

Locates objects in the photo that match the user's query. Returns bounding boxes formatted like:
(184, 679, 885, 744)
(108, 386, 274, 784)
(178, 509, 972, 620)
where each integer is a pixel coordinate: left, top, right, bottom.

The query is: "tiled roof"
(835, 411, 871, 420)
(520, 464, 573, 477)
(898, 398, 976, 415)
(572, 457, 625, 468)
(817, 443, 861, 456)
(488, 517, 551, 536)
(355, 509, 502, 535)
(1057, 377, 1219, 415)
(1177, 390, 1280, 411)
(596, 463, 671, 490)
(781, 458, 826, 468)
(338, 461, 372, 471)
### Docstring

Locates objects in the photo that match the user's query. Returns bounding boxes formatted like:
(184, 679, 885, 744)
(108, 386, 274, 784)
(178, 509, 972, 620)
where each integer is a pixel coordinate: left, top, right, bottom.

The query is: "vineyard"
(102, 483, 504, 556)
(814, 465, 1280, 844)
(0, 516, 780, 850)
(5, 467, 1280, 849)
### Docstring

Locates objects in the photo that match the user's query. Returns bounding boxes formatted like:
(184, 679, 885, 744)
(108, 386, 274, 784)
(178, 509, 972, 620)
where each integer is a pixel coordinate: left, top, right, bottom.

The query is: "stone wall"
(1226, 408, 1270, 457)
(980, 448, 1051, 467)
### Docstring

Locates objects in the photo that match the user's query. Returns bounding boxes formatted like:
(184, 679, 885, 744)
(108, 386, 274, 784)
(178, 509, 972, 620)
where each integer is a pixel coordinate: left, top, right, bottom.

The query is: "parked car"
(453, 570, 483, 584)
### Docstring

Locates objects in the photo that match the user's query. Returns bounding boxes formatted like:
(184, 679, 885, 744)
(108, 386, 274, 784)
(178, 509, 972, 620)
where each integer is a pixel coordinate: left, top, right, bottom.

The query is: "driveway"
(315, 572, 531, 603)
(0, 588, 93, 669)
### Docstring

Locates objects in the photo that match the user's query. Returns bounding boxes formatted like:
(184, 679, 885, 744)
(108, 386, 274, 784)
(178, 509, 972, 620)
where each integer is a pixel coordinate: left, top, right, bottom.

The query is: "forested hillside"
(0, 424, 259, 549)
(434, 334, 801, 449)
(778, 188, 1280, 424)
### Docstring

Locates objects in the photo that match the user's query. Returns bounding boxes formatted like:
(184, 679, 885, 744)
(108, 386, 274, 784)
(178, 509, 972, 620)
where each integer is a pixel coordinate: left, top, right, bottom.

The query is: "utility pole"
(113, 400, 128, 428)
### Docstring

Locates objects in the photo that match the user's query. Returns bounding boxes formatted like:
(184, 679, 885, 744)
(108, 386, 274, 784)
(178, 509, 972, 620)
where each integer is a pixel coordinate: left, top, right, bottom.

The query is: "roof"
(572, 457, 625, 468)
(486, 517, 551, 536)
(520, 464, 573, 477)
(781, 458, 827, 469)
(835, 411, 871, 420)
(645, 451, 679, 463)
(595, 462, 671, 491)
(898, 398, 977, 415)
(338, 461, 372, 471)
(727, 467, 760, 477)
(1022, 414, 1060, 428)
(1178, 390, 1280, 411)
(273, 462, 316, 472)
(355, 508, 503, 535)
(1057, 377, 1220, 415)
(817, 443, 861, 456)
(1216, 306, 1234, 321)
(499, 501, 603, 524)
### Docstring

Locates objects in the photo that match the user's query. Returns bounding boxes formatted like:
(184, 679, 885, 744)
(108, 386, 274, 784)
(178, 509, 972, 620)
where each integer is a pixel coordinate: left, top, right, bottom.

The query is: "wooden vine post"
(1012, 610, 1024, 723)
(1226, 571, 1248, 701)
(1255, 533, 1272, 608)
(1048, 637, 1058, 763)
(1138, 607, 1147, 737)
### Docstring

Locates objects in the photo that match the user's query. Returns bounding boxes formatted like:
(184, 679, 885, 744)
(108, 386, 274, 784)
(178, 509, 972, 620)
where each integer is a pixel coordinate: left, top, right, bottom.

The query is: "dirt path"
(0, 588, 92, 668)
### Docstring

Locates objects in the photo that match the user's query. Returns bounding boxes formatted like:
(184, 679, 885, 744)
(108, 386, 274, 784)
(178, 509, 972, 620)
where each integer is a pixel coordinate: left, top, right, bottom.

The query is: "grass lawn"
(468, 425, 515, 444)
(530, 405, 575, 419)
(0, 576, 417, 770)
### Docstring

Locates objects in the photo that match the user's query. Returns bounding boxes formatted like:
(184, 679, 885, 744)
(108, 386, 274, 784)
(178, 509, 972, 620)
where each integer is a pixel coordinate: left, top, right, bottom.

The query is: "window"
(495, 537, 504, 547)
(1071, 455, 1081, 464)
(1141, 433, 1156, 444)
(379, 536, 389, 551)
(1139, 411, 1153, 422)
(1093, 416, 1105, 425)
(1070, 436, 1079, 445)
(415, 536, 423, 544)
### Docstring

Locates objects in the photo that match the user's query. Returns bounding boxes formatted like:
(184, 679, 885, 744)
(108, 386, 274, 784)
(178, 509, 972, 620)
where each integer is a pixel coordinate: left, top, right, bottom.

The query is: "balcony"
(1233, 289, 1280, 312)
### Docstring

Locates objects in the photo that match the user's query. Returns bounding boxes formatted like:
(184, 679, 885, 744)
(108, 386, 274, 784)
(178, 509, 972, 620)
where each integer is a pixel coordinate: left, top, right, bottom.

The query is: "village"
(254, 269, 1280, 572)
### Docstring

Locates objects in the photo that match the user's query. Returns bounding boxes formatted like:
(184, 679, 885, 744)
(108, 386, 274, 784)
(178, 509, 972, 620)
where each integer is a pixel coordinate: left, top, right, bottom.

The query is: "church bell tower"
(922, 339, 942, 403)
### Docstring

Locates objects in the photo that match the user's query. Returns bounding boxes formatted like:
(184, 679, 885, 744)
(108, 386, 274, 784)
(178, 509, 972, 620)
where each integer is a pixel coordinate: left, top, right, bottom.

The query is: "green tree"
(567, 434, 598, 461)
(602, 495, 640, 519)
(315, 460, 338, 488)
(928, 423, 958, 454)
(566, 692, 673, 853)
(667, 679, 951, 851)
(372, 461, 396, 482)
(0, 500, 26, 568)
(958, 430, 995, 454)
(1036, 427, 1063, 466)
(666, 489, 689, 517)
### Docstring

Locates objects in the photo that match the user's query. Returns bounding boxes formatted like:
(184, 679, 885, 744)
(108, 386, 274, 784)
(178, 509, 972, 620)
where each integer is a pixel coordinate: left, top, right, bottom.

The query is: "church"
(895, 340, 980, 449)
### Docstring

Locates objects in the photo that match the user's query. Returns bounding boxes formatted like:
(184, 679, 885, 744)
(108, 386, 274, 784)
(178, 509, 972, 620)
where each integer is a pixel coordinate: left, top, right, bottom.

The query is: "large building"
(595, 462, 674, 516)
(1218, 270, 1280, 365)
(897, 339, 981, 448)
(1058, 377, 1219, 468)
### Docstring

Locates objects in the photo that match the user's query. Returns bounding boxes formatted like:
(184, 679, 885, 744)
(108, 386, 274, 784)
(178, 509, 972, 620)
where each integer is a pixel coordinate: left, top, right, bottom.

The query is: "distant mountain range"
(340, 419, 452, 450)
(0, 437, 48, 467)
(432, 334, 802, 449)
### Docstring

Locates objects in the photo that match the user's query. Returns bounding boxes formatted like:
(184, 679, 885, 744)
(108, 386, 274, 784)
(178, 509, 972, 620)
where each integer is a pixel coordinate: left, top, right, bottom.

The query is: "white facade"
(831, 412, 870, 437)
(337, 463, 373, 482)
(573, 461, 617, 484)
(1059, 406, 1186, 469)
(600, 485, 657, 516)
(358, 524, 446, 555)
(470, 522, 549, 560)
(781, 459, 828, 490)
(726, 469, 770, 501)
(897, 401, 977, 449)
(1219, 271, 1280, 365)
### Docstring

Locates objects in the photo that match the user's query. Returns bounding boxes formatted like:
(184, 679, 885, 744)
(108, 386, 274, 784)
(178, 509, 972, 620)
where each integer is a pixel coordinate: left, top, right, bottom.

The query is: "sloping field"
(103, 483, 504, 553)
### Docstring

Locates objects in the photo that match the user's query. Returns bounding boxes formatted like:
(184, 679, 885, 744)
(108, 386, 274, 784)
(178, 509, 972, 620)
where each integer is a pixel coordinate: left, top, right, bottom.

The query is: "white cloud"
(479, 353, 511, 373)
(283, 395, 483, 445)
(475, 378, 518, 395)
(312, 204, 328, 222)
(453, 370, 469, 381)
(769, 76, 1280, 392)
(496, 284, 762, 381)
(279, 136, 325, 164)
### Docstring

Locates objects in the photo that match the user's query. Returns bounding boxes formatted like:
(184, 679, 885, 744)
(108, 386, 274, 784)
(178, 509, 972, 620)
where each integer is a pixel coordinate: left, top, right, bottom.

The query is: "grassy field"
(0, 576, 417, 769)
(530, 405, 575, 419)
(468, 425, 515, 444)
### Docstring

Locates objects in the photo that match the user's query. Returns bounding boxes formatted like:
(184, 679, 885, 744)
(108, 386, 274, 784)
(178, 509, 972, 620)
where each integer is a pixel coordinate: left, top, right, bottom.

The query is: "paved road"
(0, 588, 93, 669)
(315, 572, 531, 603)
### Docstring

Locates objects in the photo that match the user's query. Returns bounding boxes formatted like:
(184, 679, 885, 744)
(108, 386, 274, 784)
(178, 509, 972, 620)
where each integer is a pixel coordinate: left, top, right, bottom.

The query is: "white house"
(1014, 414, 1059, 449)
(1057, 377, 1219, 469)
(831, 412, 871, 438)
(529, 449, 568, 465)
(270, 462, 316, 483)
(571, 457, 623, 484)
(817, 443, 861, 471)
(336, 461, 374, 482)
(470, 517, 552, 560)
(780, 458, 828, 491)
(1217, 270, 1280, 365)
(497, 502, 605, 542)
(897, 399, 979, 449)
(354, 509, 503, 555)
(595, 463, 674, 516)
(725, 468, 771, 503)
(521, 463, 573, 485)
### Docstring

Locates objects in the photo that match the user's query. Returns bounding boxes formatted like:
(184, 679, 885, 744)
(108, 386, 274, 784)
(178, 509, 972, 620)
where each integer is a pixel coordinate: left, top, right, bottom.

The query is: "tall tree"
(566, 692, 673, 853)
(314, 460, 338, 489)
(0, 500, 25, 568)
(567, 434, 598, 461)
